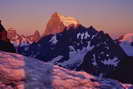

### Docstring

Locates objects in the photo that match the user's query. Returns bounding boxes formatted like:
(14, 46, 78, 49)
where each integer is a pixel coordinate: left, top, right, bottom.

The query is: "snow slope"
(0, 51, 131, 89)
(118, 33, 133, 56)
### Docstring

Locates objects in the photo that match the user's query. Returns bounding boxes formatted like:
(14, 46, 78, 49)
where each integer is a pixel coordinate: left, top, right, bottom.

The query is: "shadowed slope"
(0, 51, 130, 89)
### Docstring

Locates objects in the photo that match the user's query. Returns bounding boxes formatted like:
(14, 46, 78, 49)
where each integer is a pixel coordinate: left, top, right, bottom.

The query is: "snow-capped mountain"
(7, 29, 40, 47)
(44, 12, 79, 36)
(18, 25, 130, 82)
(117, 33, 133, 56)
(17, 13, 133, 83)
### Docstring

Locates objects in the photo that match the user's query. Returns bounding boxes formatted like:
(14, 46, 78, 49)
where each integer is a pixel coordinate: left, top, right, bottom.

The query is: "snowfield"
(0, 51, 132, 89)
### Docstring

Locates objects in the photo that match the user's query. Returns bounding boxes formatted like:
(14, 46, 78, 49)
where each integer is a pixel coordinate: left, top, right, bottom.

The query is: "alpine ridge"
(18, 24, 131, 83)
(17, 13, 133, 84)
(7, 29, 40, 47)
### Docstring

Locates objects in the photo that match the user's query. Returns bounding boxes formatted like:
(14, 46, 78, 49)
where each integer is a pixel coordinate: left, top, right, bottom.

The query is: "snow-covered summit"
(44, 12, 79, 36)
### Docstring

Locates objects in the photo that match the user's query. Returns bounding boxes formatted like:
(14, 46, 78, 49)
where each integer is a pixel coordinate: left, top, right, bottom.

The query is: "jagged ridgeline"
(0, 20, 16, 53)
(17, 13, 131, 83)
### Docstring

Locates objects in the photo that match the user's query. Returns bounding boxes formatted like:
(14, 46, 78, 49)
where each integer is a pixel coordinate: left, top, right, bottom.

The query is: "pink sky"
(0, 0, 133, 37)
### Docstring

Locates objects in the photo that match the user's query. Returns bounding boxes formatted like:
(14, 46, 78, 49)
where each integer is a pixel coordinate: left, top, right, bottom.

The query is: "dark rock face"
(131, 42, 133, 46)
(0, 20, 16, 53)
(108, 56, 133, 84)
(17, 25, 132, 83)
(77, 32, 132, 83)
(0, 40, 16, 53)
(0, 20, 8, 41)
(77, 32, 127, 74)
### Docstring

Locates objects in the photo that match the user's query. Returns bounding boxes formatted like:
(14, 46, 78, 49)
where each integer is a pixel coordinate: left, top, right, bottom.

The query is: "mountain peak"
(0, 20, 6, 32)
(52, 12, 60, 17)
(44, 12, 80, 36)
(119, 33, 133, 43)
(53, 12, 79, 26)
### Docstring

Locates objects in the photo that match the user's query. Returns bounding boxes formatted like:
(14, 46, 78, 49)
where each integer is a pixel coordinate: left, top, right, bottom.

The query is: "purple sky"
(0, 0, 133, 37)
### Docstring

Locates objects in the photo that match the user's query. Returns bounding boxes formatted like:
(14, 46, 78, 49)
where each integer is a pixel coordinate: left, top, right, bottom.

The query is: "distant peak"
(89, 25, 96, 30)
(51, 12, 79, 26)
(44, 12, 80, 36)
(52, 12, 60, 17)
(34, 30, 39, 33)
(119, 33, 133, 43)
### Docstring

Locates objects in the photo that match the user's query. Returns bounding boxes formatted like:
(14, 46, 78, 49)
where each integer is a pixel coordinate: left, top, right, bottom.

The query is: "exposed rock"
(7, 28, 17, 40)
(19, 25, 129, 83)
(44, 12, 79, 36)
(0, 20, 8, 41)
(0, 51, 130, 89)
(0, 40, 16, 53)
(32, 30, 40, 42)
(0, 20, 16, 53)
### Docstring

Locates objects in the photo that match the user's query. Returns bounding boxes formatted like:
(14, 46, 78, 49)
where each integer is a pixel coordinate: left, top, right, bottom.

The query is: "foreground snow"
(0, 51, 132, 89)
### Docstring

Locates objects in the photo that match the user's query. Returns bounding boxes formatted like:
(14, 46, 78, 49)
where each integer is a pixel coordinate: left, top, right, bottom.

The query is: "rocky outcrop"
(32, 30, 40, 42)
(0, 51, 131, 89)
(0, 20, 8, 41)
(0, 20, 16, 53)
(7, 28, 17, 40)
(44, 12, 79, 36)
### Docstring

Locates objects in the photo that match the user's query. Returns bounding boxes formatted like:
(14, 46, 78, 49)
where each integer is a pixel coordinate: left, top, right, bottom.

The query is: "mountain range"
(16, 12, 133, 84)
(0, 12, 133, 88)
(7, 28, 40, 47)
